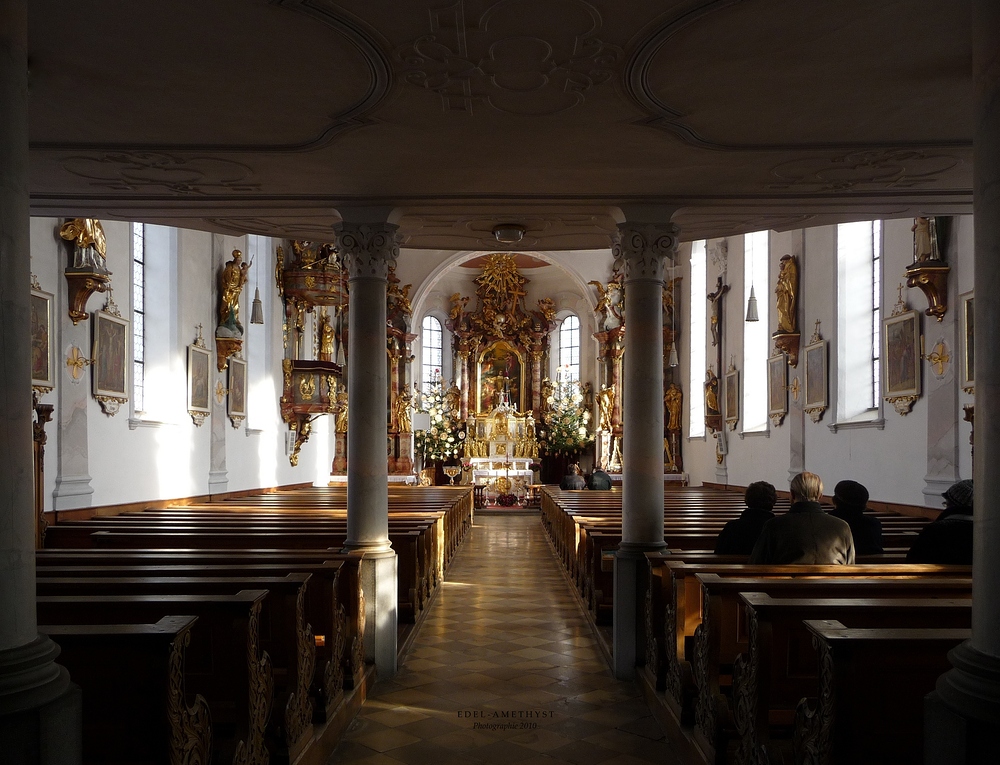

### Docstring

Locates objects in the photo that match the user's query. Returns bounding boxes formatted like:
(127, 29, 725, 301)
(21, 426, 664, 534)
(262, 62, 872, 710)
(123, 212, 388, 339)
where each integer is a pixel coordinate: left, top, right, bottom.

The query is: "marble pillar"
(0, 0, 81, 759)
(335, 220, 399, 678)
(927, 2, 1000, 758)
(612, 220, 678, 679)
(52, 317, 94, 510)
(209, 235, 229, 494)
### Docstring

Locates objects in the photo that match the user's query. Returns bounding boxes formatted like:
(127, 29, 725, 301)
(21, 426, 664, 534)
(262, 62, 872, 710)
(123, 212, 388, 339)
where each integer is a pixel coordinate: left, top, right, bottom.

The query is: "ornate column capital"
(334, 223, 400, 281)
(612, 222, 680, 283)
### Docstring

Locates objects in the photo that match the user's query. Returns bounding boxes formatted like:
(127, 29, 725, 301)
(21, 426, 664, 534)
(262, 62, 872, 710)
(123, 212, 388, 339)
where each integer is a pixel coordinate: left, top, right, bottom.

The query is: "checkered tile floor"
(328, 514, 683, 764)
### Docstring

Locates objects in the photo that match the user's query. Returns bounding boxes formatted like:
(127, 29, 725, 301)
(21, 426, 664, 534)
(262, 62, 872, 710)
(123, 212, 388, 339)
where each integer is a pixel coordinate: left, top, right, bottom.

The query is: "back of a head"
(789, 472, 823, 503)
(942, 479, 973, 514)
(833, 479, 869, 512)
(745, 481, 777, 511)
(570, 464, 582, 476)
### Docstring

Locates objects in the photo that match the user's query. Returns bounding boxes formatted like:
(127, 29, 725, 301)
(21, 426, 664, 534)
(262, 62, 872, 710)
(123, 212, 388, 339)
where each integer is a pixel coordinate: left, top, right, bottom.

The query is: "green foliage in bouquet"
(539, 380, 593, 456)
(414, 377, 465, 461)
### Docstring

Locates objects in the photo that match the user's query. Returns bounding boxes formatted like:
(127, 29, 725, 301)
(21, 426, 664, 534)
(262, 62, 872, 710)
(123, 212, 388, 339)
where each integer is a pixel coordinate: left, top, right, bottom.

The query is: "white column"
(334, 220, 399, 678)
(612, 220, 678, 679)
(0, 0, 80, 758)
(927, 1, 1000, 758)
(209, 235, 229, 494)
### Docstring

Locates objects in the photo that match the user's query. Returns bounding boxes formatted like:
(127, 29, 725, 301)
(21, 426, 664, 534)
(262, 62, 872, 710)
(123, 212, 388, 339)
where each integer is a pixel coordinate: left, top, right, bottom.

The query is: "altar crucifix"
(707, 275, 730, 348)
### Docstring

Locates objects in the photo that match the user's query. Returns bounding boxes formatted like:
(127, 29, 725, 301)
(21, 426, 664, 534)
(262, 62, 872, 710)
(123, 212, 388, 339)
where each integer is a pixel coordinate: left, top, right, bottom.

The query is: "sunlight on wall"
(156, 417, 196, 498)
(311, 416, 331, 487)
(252, 376, 279, 488)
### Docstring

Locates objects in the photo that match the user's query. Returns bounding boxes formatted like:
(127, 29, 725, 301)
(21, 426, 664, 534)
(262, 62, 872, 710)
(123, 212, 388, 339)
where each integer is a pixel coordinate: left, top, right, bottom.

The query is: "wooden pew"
(39, 591, 269, 764)
(794, 620, 970, 765)
(732, 595, 972, 765)
(42, 615, 211, 765)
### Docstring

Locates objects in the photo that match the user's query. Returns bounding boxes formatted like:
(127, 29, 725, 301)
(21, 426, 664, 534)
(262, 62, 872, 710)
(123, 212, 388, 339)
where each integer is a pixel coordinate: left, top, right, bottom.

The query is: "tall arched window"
(421, 315, 443, 394)
(558, 314, 580, 381)
(131, 222, 145, 414)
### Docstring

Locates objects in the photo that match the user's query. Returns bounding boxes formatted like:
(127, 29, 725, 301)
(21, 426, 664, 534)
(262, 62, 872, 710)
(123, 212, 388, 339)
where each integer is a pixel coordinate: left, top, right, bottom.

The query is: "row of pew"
(540, 486, 972, 765)
(38, 485, 474, 765)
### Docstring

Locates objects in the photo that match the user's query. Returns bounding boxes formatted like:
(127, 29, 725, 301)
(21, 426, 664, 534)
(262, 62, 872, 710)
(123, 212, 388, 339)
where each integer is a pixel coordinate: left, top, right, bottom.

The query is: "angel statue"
(598, 385, 616, 431)
(589, 280, 621, 328)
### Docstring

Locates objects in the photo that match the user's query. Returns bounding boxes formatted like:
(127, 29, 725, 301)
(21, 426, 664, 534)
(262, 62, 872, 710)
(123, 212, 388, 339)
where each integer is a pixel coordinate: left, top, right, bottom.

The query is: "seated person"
(828, 479, 883, 555)
(588, 467, 612, 490)
(560, 463, 586, 490)
(906, 479, 974, 564)
(750, 472, 855, 564)
(713, 481, 777, 555)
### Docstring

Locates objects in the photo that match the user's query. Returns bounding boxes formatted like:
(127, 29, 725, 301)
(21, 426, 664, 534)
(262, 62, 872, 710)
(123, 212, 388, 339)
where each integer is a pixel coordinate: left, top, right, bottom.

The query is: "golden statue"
(388, 281, 412, 317)
(443, 382, 462, 419)
(598, 385, 615, 431)
(319, 312, 335, 361)
(448, 292, 468, 322)
(60, 218, 108, 272)
(912, 217, 940, 262)
(394, 389, 412, 433)
(705, 369, 721, 416)
(334, 390, 349, 433)
(275, 246, 285, 298)
(774, 254, 798, 335)
(536, 297, 557, 324)
(219, 249, 251, 333)
(665, 383, 683, 432)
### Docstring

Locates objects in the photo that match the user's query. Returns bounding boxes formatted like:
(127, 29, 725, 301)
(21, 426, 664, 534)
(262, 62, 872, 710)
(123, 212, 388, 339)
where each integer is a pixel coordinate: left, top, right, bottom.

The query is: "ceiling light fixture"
(493, 224, 526, 245)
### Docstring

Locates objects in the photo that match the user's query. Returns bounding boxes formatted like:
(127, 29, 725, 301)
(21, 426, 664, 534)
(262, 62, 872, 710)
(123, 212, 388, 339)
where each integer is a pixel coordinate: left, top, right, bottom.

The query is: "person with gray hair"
(749, 471, 856, 564)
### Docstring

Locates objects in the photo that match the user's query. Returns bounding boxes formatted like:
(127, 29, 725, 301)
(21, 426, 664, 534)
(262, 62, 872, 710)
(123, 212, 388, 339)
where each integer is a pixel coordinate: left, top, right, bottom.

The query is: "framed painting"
(30, 288, 54, 392)
(476, 340, 524, 413)
(768, 353, 787, 425)
(228, 356, 247, 427)
(92, 309, 129, 415)
(883, 310, 921, 398)
(725, 367, 739, 431)
(187, 343, 211, 426)
(960, 292, 974, 392)
(804, 339, 828, 422)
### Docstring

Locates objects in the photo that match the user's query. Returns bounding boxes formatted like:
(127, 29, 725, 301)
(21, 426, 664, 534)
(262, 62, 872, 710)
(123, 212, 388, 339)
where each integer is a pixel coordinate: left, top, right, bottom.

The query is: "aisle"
(329, 514, 682, 764)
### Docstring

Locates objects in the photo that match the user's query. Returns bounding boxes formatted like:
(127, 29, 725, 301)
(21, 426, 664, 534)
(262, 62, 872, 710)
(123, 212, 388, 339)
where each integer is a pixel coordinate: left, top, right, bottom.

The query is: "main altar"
(464, 395, 538, 504)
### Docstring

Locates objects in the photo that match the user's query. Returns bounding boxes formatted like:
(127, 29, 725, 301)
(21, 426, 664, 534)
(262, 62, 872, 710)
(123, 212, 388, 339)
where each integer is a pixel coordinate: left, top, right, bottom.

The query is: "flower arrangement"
(539, 379, 592, 456)
(414, 375, 465, 462)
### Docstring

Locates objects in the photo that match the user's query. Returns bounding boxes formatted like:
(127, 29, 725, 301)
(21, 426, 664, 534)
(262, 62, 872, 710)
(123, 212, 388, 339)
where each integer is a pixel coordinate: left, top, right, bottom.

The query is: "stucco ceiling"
(27, 0, 973, 249)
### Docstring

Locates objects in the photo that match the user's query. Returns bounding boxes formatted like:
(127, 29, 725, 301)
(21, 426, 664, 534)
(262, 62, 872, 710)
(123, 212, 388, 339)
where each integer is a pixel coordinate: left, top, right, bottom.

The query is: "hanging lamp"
(668, 270, 679, 367)
(745, 241, 759, 322)
(250, 252, 264, 324)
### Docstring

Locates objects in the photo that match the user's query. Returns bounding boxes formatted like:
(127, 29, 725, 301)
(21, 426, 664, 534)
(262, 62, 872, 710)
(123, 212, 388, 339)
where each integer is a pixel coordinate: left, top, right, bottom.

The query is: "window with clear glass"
(689, 241, 707, 437)
(743, 231, 770, 432)
(837, 220, 882, 420)
(132, 222, 145, 414)
(421, 315, 443, 394)
(558, 314, 580, 381)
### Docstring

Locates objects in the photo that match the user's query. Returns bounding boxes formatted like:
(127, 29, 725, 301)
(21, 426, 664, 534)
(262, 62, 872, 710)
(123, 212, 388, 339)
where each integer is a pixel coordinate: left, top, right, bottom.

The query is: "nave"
(331, 514, 680, 765)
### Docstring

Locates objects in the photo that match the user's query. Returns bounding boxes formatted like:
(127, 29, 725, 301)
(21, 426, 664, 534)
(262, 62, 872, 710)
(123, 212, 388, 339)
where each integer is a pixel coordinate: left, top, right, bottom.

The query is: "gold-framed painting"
(30, 288, 54, 392)
(725, 367, 739, 431)
(960, 291, 974, 392)
(92, 309, 129, 415)
(228, 356, 247, 427)
(804, 339, 828, 422)
(476, 340, 524, 413)
(187, 343, 211, 426)
(768, 353, 787, 426)
(883, 309, 921, 414)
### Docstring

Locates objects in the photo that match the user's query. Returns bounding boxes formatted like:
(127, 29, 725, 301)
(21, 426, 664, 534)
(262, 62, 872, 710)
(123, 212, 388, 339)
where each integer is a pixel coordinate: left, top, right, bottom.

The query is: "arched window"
(837, 220, 882, 420)
(558, 314, 580, 381)
(421, 315, 443, 394)
(131, 222, 145, 414)
(689, 241, 707, 437)
(742, 231, 770, 432)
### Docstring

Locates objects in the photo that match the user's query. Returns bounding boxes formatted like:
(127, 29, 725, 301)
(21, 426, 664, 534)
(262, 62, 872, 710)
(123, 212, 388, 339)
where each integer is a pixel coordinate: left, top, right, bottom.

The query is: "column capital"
(334, 222, 400, 281)
(612, 222, 680, 283)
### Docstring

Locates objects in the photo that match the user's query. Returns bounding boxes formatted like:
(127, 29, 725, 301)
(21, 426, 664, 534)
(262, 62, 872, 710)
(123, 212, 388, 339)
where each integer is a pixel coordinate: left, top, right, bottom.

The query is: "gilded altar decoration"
(279, 359, 341, 464)
(773, 254, 801, 366)
(394, 388, 412, 433)
(705, 367, 722, 433)
(60, 218, 112, 324)
(466, 395, 539, 505)
(883, 287, 921, 416)
(589, 278, 623, 330)
(664, 382, 684, 473)
(923, 338, 951, 378)
(905, 217, 950, 322)
(216, 249, 251, 370)
(665, 383, 683, 432)
(598, 385, 616, 431)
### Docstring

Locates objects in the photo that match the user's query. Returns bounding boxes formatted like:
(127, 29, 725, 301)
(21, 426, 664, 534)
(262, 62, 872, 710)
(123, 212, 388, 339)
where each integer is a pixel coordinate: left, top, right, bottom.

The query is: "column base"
(613, 543, 666, 680)
(51, 475, 93, 511)
(0, 636, 80, 764)
(925, 641, 1000, 764)
(349, 549, 398, 680)
(208, 469, 228, 495)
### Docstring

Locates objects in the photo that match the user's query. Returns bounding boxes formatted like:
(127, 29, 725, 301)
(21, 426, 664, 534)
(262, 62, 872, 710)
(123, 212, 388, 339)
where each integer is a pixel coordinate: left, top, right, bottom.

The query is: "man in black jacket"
(560, 464, 586, 490)
(829, 480, 883, 555)
(750, 472, 855, 565)
(714, 481, 777, 555)
(907, 479, 974, 564)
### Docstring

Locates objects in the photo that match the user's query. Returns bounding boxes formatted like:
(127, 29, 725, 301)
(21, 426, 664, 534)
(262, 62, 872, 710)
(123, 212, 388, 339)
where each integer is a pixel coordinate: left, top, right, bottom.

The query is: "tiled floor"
(328, 514, 682, 765)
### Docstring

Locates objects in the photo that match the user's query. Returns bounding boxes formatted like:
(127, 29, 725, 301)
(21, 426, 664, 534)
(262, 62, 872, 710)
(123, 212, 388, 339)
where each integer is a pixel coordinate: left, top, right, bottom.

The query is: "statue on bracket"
(216, 249, 251, 370)
(773, 254, 801, 366)
(60, 218, 112, 324)
(905, 216, 950, 322)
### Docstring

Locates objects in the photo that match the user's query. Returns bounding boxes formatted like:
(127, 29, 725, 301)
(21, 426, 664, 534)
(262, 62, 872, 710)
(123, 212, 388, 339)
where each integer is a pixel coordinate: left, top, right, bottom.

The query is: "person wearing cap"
(829, 480, 883, 555)
(906, 479, 974, 564)
(714, 481, 778, 555)
(750, 472, 855, 565)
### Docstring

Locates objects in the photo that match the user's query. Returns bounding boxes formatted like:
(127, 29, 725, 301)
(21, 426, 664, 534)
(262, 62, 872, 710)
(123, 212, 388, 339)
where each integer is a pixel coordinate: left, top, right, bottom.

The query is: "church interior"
(2, 1, 998, 764)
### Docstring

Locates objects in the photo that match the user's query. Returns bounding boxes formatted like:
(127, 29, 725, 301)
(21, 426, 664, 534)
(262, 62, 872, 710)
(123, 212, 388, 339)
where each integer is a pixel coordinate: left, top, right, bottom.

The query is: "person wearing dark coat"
(714, 481, 777, 555)
(588, 468, 612, 490)
(828, 480, 883, 555)
(906, 479, 974, 564)
(560, 463, 586, 490)
(750, 472, 856, 565)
